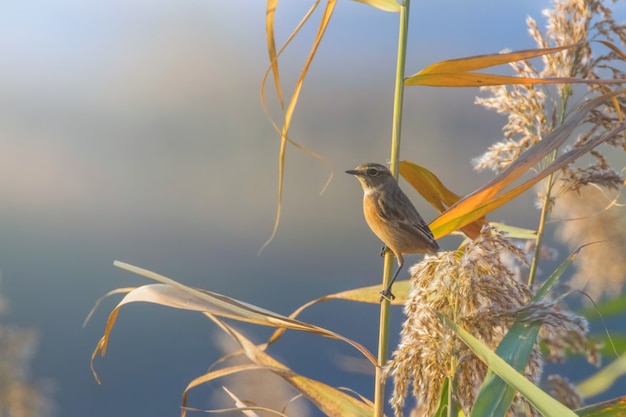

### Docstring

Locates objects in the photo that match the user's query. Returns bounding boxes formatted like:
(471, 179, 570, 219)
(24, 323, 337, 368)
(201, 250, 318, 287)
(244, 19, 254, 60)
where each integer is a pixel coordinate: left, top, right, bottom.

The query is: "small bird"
(346, 163, 439, 300)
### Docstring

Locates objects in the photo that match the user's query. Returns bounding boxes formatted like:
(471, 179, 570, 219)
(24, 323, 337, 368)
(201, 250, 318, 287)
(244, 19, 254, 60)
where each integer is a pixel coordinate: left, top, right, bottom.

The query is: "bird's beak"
(345, 169, 360, 176)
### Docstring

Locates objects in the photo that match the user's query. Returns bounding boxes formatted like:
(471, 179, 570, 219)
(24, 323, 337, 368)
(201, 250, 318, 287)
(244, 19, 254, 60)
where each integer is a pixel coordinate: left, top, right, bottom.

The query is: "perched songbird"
(346, 162, 439, 300)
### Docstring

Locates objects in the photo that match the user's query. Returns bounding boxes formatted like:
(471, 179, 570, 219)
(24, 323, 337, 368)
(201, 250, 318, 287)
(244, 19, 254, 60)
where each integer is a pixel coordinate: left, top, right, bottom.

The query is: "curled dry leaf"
(89, 261, 376, 384)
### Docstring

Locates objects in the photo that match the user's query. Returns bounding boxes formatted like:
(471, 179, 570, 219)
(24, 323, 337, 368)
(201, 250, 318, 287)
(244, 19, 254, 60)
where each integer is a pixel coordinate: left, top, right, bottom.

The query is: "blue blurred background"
(0, 1, 624, 416)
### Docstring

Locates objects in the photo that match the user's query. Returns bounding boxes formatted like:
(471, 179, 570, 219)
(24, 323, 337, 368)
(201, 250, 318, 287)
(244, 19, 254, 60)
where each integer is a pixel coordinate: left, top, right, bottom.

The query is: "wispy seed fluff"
(384, 227, 591, 417)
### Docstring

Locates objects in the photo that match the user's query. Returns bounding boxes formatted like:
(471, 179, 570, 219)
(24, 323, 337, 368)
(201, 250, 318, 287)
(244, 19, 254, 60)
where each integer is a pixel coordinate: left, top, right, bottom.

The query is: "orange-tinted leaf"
(326, 280, 410, 304)
(417, 44, 583, 74)
(407, 72, 609, 88)
(399, 161, 486, 239)
(429, 90, 626, 238)
(407, 42, 626, 88)
(399, 161, 461, 210)
(433, 121, 626, 238)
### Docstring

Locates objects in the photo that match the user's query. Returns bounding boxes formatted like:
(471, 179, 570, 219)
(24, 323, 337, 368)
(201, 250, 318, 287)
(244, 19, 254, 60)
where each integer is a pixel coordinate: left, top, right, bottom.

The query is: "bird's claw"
(379, 288, 396, 302)
(379, 246, 390, 257)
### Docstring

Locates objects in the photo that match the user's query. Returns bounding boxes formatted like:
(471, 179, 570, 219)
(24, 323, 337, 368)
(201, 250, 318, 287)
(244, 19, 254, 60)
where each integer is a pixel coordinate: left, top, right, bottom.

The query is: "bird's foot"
(379, 288, 396, 302)
(379, 246, 391, 257)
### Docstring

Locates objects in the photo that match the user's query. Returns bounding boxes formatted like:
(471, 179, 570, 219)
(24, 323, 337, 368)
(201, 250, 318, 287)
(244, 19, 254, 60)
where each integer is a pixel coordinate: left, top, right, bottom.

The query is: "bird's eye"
(367, 168, 378, 176)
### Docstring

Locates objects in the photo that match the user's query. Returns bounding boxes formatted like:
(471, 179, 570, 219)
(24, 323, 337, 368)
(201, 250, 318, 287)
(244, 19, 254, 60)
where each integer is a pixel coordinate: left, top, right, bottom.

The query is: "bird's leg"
(380, 264, 402, 302)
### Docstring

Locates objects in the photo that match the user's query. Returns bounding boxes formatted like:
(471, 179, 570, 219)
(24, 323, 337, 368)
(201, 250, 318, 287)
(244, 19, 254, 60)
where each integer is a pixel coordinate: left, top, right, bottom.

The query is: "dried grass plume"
(384, 227, 595, 416)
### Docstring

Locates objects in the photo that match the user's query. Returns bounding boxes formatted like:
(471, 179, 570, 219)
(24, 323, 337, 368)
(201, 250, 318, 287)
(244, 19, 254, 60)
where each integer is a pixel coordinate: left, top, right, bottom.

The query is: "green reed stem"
(374, 1, 410, 415)
(528, 158, 556, 287)
(528, 92, 570, 287)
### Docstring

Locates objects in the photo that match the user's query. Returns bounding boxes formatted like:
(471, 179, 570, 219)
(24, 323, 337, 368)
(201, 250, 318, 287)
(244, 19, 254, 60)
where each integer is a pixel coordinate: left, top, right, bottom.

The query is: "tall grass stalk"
(528, 149, 558, 288)
(529, 91, 572, 287)
(375, 1, 411, 415)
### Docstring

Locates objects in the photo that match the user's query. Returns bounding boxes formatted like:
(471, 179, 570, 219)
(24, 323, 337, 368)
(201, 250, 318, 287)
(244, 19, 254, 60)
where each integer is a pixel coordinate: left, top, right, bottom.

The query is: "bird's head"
(346, 162, 396, 191)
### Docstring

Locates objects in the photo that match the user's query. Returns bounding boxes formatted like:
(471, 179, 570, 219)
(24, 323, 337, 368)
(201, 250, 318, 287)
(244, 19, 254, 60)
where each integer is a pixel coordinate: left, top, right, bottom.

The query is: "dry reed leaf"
(265, 0, 283, 108)
(399, 161, 487, 239)
(489, 223, 537, 240)
(429, 89, 626, 238)
(181, 314, 375, 417)
(323, 281, 410, 304)
(266, 281, 408, 346)
(260, 0, 335, 254)
(222, 386, 266, 417)
(407, 41, 626, 87)
(89, 261, 376, 383)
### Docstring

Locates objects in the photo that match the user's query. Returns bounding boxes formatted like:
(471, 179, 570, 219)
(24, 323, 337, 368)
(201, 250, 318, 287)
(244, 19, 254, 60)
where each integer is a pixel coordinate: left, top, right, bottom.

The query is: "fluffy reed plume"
(475, 0, 626, 298)
(474, 0, 625, 181)
(0, 288, 55, 417)
(384, 227, 593, 416)
(552, 184, 626, 298)
(544, 375, 585, 410)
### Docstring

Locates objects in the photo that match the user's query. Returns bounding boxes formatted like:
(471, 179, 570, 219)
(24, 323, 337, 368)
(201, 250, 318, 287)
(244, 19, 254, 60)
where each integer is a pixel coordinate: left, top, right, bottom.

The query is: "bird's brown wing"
(375, 191, 439, 253)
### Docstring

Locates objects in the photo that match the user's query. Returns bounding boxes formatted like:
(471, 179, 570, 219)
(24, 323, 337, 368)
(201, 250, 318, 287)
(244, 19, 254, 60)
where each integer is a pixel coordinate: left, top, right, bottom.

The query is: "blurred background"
(0, 0, 624, 416)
